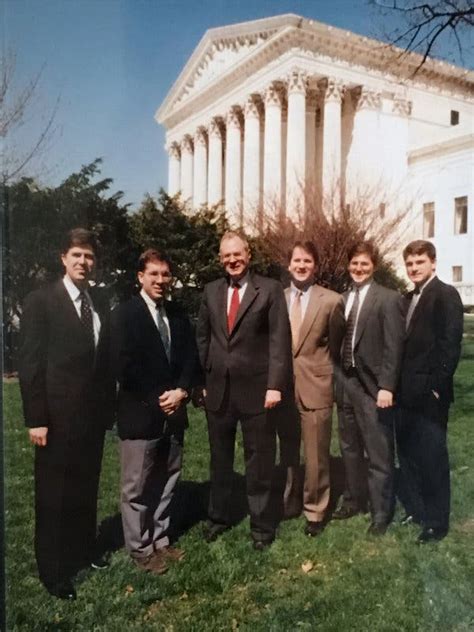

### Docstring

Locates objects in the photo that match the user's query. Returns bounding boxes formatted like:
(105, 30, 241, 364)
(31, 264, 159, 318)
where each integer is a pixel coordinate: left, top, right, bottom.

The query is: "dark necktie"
(156, 303, 171, 361)
(80, 291, 95, 346)
(227, 282, 240, 333)
(406, 286, 421, 330)
(343, 287, 360, 371)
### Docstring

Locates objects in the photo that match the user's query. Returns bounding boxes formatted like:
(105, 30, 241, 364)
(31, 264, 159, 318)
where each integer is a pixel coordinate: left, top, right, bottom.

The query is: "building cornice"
(408, 133, 474, 163)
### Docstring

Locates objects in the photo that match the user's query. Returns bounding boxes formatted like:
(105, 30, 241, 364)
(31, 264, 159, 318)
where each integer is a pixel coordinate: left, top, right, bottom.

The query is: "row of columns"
(167, 71, 411, 225)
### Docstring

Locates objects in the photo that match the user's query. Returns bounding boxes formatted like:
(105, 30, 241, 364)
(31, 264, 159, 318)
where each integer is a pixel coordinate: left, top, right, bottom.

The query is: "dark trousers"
(206, 381, 277, 542)
(34, 421, 105, 587)
(337, 372, 395, 524)
(396, 403, 450, 531)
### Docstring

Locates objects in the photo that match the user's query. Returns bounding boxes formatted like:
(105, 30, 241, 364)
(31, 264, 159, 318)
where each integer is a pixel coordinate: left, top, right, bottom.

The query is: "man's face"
(404, 253, 436, 287)
(348, 253, 375, 285)
(138, 260, 172, 302)
(288, 246, 316, 284)
(61, 245, 96, 286)
(219, 236, 250, 280)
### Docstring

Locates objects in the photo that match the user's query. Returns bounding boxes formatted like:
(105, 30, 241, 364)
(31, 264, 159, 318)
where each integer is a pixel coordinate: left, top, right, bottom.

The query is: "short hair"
(288, 240, 319, 266)
(403, 240, 436, 262)
(61, 228, 97, 255)
(219, 230, 250, 254)
(347, 240, 379, 267)
(137, 248, 173, 273)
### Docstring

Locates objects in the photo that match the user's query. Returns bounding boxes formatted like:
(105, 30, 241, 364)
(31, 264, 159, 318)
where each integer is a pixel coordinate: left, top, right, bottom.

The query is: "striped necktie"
(342, 287, 360, 370)
(156, 303, 171, 361)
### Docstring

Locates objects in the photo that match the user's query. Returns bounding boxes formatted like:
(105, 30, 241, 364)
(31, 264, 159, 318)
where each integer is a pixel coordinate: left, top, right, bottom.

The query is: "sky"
(3, 0, 472, 209)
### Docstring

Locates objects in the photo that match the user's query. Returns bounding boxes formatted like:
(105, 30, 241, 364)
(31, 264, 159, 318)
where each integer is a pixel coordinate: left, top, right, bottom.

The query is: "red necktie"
(227, 283, 240, 332)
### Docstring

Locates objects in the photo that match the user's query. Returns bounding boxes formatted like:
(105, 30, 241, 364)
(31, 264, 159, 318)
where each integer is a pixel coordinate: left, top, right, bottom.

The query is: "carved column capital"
(181, 134, 194, 154)
(392, 96, 412, 117)
(244, 94, 263, 119)
(264, 82, 285, 108)
(209, 116, 225, 140)
(167, 141, 181, 160)
(194, 126, 208, 147)
(319, 77, 346, 103)
(226, 105, 243, 130)
(287, 69, 308, 95)
(353, 86, 382, 111)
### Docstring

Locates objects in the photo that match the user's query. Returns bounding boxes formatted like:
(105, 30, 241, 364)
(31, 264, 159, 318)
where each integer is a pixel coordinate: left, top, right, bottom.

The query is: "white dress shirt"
(63, 275, 100, 346)
(289, 283, 312, 320)
(140, 289, 171, 340)
(226, 272, 249, 313)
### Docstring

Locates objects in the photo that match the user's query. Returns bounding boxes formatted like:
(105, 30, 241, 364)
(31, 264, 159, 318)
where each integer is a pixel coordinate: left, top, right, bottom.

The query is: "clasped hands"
(159, 388, 188, 415)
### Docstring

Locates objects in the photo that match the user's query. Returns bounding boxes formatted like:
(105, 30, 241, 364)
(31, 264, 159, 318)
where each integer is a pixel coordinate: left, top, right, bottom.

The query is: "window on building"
(452, 266, 463, 283)
(423, 202, 435, 238)
(454, 196, 468, 234)
(450, 110, 459, 126)
(379, 202, 386, 219)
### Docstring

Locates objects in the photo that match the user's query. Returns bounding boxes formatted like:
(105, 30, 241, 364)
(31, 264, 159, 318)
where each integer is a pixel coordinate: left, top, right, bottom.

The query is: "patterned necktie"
(227, 282, 240, 333)
(342, 287, 360, 370)
(156, 303, 171, 361)
(290, 290, 303, 348)
(406, 286, 421, 330)
(80, 291, 95, 346)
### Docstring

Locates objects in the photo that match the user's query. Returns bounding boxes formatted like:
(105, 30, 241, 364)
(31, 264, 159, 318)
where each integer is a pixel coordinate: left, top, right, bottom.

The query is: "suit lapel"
(406, 276, 438, 337)
(294, 285, 322, 356)
(53, 280, 89, 343)
(137, 295, 168, 360)
(230, 274, 259, 337)
(354, 282, 378, 348)
(216, 278, 229, 339)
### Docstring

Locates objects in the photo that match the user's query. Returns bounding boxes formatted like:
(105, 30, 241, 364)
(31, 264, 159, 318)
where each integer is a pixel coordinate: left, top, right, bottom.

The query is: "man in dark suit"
(19, 228, 114, 600)
(397, 240, 463, 543)
(113, 249, 197, 573)
(334, 241, 404, 534)
(196, 231, 292, 550)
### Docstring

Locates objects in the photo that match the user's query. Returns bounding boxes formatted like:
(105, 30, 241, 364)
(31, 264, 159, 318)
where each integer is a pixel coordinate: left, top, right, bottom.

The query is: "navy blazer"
(112, 294, 198, 440)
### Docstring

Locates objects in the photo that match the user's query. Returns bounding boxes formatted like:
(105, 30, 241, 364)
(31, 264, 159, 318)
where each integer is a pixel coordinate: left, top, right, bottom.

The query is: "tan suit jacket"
(286, 284, 345, 409)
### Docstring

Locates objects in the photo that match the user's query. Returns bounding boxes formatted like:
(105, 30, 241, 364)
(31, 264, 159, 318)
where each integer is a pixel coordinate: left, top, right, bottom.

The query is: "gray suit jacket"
(196, 272, 292, 414)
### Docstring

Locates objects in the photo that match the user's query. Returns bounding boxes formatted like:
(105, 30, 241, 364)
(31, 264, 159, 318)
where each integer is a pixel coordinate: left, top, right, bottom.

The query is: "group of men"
(18, 227, 464, 601)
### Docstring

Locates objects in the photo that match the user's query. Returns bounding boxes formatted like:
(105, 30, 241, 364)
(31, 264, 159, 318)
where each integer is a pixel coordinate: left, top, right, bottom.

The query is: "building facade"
(156, 14, 474, 303)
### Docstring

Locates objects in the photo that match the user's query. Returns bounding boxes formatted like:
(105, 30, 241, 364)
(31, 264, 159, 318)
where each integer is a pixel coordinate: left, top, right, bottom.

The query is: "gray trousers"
(120, 435, 183, 558)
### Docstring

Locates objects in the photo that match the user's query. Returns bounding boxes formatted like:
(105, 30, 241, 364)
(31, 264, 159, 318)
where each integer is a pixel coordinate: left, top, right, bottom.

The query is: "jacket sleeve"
(328, 295, 346, 364)
(18, 290, 50, 428)
(432, 285, 464, 393)
(176, 313, 201, 392)
(267, 281, 292, 391)
(196, 286, 211, 371)
(378, 290, 404, 393)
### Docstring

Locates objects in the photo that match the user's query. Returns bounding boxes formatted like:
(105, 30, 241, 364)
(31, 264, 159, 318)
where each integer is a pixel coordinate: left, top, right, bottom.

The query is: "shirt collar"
(140, 288, 161, 310)
(63, 274, 85, 301)
(290, 281, 311, 295)
(416, 274, 436, 294)
(228, 271, 249, 288)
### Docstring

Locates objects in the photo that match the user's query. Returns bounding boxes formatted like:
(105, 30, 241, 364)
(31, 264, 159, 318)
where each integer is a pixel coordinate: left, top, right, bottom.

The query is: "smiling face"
(404, 252, 436, 288)
(61, 245, 96, 288)
(348, 253, 375, 285)
(288, 246, 316, 285)
(219, 236, 250, 281)
(138, 260, 172, 302)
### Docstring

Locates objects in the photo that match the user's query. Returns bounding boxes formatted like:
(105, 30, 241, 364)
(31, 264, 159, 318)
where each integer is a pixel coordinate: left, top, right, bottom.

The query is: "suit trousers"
(120, 433, 183, 558)
(206, 380, 277, 542)
(396, 403, 450, 531)
(337, 372, 395, 524)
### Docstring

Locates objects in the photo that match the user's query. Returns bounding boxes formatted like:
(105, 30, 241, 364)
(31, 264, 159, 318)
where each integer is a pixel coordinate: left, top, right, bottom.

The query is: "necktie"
(156, 303, 171, 360)
(406, 286, 421, 330)
(227, 283, 240, 333)
(290, 290, 303, 348)
(343, 287, 360, 370)
(80, 291, 95, 346)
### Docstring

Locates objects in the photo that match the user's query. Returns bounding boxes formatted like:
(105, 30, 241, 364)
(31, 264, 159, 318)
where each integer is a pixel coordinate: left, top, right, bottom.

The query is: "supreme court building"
(156, 14, 474, 304)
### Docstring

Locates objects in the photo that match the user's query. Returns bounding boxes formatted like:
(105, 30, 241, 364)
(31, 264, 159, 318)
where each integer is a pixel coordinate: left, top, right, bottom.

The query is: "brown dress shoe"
(133, 554, 169, 575)
(157, 546, 185, 562)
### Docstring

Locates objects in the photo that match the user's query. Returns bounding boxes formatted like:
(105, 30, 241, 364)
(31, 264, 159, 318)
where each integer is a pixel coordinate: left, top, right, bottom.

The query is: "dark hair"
(137, 248, 173, 273)
(61, 228, 97, 254)
(403, 240, 436, 262)
(347, 240, 379, 267)
(288, 240, 319, 266)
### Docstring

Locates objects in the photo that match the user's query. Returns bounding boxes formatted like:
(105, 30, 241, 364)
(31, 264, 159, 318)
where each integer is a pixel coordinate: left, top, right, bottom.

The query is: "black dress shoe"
(332, 506, 361, 520)
(253, 539, 273, 551)
(417, 527, 447, 544)
(305, 521, 325, 537)
(203, 522, 229, 543)
(46, 581, 76, 600)
(367, 522, 388, 536)
(90, 556, 109, 570)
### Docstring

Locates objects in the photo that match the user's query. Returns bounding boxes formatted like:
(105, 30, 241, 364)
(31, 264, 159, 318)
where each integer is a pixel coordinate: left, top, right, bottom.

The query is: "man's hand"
(29, 427, 48, 447)
(376, 389, 393, 408)
(264, 389, 281, 409)
(191, 386, 206, 408)
(159, 389, 187, 416)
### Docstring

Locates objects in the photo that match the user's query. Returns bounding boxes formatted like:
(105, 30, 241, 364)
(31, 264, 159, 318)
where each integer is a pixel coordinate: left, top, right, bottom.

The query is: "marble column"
(225, 105, 243, 226)
(263, 82, 284, 215)
(180, 134, 194, 204)
(208, 117, 225, 206)
(305, 90, 318, 198)
(167, 142, 181, 196)
(321, 78, 345, 214)
(285, 70, 307, 221)
(243, 94, 262, 229)
(193, 126, 208, 207)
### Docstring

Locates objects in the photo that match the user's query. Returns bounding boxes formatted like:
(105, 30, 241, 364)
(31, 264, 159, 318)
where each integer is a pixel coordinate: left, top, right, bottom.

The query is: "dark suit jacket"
(398, 276, 463, 409)
(196, 272, 292, 414)
(112, 295, 198, 440)
(19, 280, 114, 431)
(339, 281, 404, 400)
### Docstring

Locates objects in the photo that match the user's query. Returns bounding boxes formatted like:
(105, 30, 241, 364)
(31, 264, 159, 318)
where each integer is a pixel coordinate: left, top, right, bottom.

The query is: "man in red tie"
(196, 231, 292, 549)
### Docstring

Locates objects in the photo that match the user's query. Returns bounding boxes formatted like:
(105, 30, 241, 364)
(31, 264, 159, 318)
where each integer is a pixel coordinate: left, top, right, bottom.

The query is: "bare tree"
(0, 50, 59, 183)
(371, 0, 474, 71)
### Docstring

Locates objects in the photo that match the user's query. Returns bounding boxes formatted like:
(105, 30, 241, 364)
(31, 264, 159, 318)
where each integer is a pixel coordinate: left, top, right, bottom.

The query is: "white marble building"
(156, 14, 474, 304)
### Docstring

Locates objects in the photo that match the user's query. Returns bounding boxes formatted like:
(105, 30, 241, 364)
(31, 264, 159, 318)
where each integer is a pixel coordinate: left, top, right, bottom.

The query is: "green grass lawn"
(4, 337, 474, 631)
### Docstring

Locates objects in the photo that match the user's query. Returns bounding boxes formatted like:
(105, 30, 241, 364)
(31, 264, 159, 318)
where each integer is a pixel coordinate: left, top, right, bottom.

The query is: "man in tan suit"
(285, 241, 345, 536)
